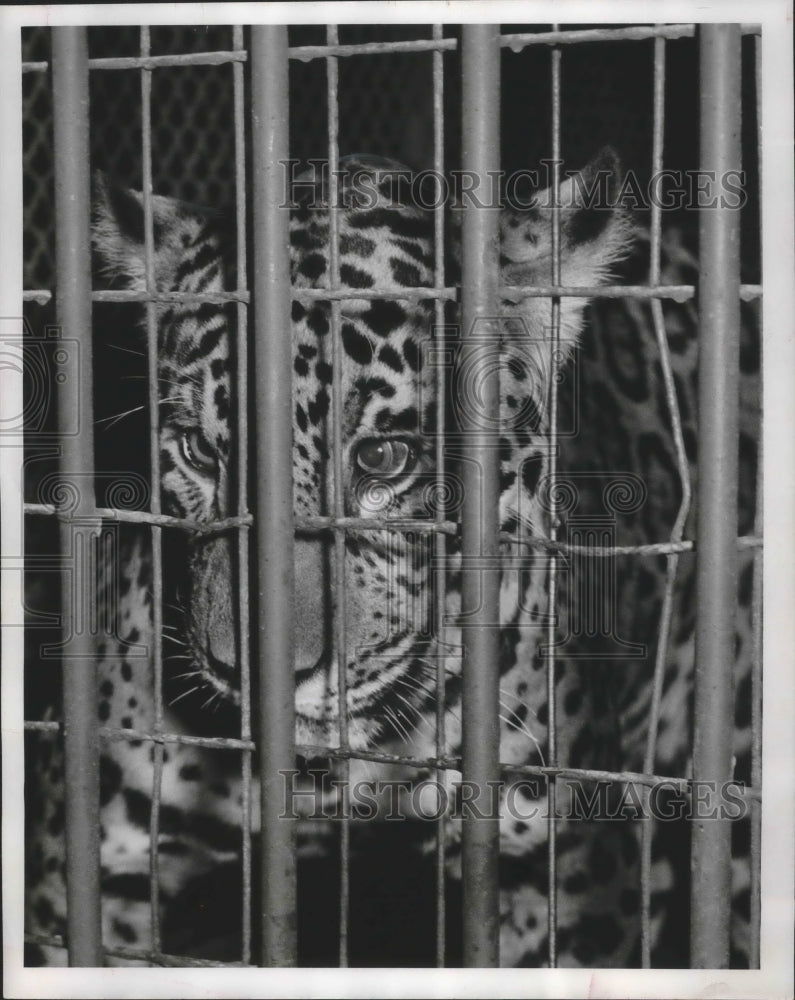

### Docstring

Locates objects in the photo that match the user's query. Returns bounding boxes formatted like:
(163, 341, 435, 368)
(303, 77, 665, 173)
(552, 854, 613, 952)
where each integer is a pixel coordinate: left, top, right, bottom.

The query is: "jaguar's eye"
(179, 429, 217, 474)
(354, 439, 414, 478)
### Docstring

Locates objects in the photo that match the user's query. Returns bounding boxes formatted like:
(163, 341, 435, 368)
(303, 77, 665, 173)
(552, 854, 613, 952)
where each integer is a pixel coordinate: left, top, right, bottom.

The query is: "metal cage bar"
(22, 282, 764, 307)
(250, 24, 297, 967)
(139, 24, 166, 958)
(232, 22, 254, 966)
(20, 22, 763, 76)
(690, 22, 743, 969)
(749, 28, 763, 969)
(325, 22, 353, 969)
(24, 20, 764, 971)
(431, 21, 448, 969)
(545, 31, 563, 969)
(51, 24, 103, 967)
(640, 30, 695, 968)
(459, 23, 502, 968)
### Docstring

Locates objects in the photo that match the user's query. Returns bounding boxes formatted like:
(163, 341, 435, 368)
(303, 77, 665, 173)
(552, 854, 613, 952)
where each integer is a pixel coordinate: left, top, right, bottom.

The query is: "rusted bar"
(640, 31, 697, 969)
(139, 23, 166, 957)
(88, 51, 247, 70)
(91, 289, 250, 304)
(232, 21, 253, 967)
(690, 22, 743, 969)
(24, 503, 253, 533)
(501, 23, 759, 51)
(432, 21, 448, 969)
(459, 23, 502, 968)
(52, 25, 103, 966)
(22, 717, 763, 801)
(325, 22, 352, 969)
(290, 37, 457, 60)
(250, 24, 297, 967)
(544, 34, 563, 969)
(748, 29, 763, 969)
(23, 932, 255, 969)
(22, 502, 762, 554)
(24, 282, 765, 306)
(22, 24, 763, 77)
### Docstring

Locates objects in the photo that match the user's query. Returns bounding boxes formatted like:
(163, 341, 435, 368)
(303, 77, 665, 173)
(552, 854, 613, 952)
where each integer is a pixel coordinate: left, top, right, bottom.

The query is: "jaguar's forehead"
(289, 193, 437, 442)
(159, 164, 440, 452)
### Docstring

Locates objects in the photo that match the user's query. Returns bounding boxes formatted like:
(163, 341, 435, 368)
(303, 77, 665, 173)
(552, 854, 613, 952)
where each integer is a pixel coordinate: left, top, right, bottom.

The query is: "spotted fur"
(26, 152, 758, 967)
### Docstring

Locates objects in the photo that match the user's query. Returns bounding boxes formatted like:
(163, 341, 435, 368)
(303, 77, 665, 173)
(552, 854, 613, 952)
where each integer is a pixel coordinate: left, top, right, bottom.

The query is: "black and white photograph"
(2, 3, 793, 997)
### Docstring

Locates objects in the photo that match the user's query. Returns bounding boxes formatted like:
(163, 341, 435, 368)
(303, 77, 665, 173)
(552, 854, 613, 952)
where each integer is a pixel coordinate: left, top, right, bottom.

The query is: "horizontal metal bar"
(289, 37, 457, 60)
(23, 720, 62, 732)
(90, 51, 247, 70)
(295, 514, 456, 534)
(23, 52, 247, 73)
(501, 22, 760, 51)
(23, 23, 764, 77)
(24, 933, 252, 968)
(21, 723, 764, 801)
(25, 284, 763, 306)
(286, 24, 763, 62)
(99, 946, 250, 968)
(291, 285, 457, 303)
(25, 721, 251, 754)
(102, 726, 256, 752)
(24, 503, 762, 554)
(90, 289, 250, 304)
(516, 533, 762, 556)
(24, 502, 252, 535)
(503, 283, 762, 302)
(293, 743, 763, 799)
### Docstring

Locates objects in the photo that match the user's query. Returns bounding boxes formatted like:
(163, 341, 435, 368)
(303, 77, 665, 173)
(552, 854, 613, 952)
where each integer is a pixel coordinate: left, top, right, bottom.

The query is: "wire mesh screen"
(22, 22, 761, 971)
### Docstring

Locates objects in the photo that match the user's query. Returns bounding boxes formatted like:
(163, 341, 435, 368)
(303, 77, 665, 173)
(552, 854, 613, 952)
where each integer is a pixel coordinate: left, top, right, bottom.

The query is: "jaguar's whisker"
(168, 684, 203, 708)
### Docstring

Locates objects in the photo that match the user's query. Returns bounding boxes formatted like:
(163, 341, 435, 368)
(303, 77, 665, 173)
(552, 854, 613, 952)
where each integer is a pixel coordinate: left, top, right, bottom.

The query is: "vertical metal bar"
(748, 30, 763, 969)
(691, 23, 742, 969)
(140, 24, 165, 958)
(431, 22, 448, 970)
(545, 33, 562, 970)
(250, 24, 297, 967)
(325, 23, 351, 969)
(52, 25, 103, 967)
(459, 23, 501, 968)
(641, 32, 696, 969)
(749, 408, 763, 970)
(232, 22, 253, 967)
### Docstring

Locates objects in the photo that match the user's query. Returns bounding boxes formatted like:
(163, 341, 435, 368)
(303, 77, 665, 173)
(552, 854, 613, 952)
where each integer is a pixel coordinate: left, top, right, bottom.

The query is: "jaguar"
(25, 150, 759, 967)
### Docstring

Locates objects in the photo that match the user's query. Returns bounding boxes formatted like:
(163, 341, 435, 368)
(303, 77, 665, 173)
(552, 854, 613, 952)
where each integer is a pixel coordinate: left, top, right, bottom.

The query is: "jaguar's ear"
(91, 173, 205, 291)
(499, 147, 632, 349)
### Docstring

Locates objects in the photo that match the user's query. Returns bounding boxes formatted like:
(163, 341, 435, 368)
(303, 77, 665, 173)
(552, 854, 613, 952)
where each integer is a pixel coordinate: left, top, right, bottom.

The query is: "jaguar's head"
(92, 150, 630, 748)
